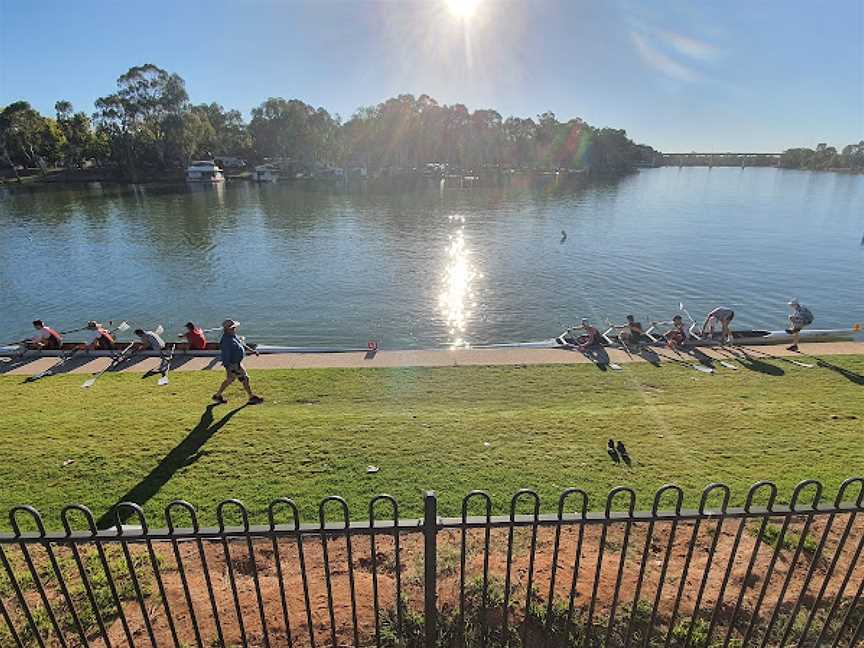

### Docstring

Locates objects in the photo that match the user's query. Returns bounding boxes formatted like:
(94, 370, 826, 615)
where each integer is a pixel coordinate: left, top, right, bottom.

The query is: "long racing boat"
(472, 325, 861, 350)
(0, 341, 371, 358)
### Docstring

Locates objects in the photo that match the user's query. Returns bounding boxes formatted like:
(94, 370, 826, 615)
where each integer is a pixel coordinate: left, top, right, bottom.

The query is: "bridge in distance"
(657, 152, 780, 167)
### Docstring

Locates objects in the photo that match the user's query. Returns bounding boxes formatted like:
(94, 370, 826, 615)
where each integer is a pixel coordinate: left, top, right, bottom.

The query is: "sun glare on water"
(445, 0, 481, 20)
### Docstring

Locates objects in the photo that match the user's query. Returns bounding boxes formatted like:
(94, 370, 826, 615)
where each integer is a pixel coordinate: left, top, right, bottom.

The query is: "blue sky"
(1, 0, 861, 152)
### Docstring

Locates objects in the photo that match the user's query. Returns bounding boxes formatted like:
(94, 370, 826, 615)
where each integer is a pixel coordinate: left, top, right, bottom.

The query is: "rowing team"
(26, 318, 264, 405)
(26, 320, 210, 352)
(565, 300, 815, 352)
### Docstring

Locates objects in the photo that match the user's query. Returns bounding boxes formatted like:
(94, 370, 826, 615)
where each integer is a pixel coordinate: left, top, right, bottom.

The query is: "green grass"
(1, 356, 862, 529)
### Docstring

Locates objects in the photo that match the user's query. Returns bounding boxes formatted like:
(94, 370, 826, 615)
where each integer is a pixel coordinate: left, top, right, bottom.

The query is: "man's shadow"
(96, 403, 246, 529)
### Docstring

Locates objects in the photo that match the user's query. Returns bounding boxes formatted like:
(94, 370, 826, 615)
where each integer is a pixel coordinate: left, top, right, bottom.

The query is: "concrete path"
(2, 342, 862, 376)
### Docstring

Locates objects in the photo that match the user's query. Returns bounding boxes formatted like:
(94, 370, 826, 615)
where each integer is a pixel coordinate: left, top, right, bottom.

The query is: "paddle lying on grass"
(158, 343, 176, 386)
(81, 323, 153, 388)
(82, 342, 135, 388)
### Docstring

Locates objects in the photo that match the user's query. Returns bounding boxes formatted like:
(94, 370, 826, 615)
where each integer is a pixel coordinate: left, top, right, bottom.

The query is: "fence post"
(423, 491, 438, 648)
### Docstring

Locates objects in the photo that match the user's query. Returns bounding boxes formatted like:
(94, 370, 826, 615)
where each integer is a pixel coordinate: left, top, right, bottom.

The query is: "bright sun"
(445, 0, 481, 20)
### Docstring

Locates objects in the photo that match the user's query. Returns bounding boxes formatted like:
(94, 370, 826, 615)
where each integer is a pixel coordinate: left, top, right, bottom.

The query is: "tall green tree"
(0, 101, 65, 173)
(55, 100, 96, 168)
(94, 64, 189, 177)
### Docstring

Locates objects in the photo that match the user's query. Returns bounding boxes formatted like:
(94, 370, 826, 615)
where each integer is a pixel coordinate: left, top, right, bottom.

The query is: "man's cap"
(86, 321, 98, 329)
(222, 319, 239, 328)
(788, 298, 799, 306)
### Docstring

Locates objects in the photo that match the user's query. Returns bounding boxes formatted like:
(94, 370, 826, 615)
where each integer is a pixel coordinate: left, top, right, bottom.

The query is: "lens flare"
(445, 0, 480, 20)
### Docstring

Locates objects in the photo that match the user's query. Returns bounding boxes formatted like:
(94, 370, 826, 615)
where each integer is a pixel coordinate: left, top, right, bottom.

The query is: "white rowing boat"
(0, 342, 370, 358)
(471, 326, 860, 350)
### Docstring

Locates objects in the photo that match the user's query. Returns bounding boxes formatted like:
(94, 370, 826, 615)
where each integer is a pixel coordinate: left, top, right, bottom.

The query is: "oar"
(82, 342, 135, 388)
(158, 343, 177, 386)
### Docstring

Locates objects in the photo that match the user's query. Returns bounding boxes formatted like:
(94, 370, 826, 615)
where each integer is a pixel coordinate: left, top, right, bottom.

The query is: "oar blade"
(81, 377, 96, 388)
(719, 360, 738, 370)
(694, 364, 714, 374)
(116, 321, 130, 332)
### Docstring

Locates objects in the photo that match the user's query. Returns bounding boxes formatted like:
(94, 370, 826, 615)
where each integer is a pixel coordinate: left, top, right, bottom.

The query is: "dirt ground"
(4, 512, 862, 647)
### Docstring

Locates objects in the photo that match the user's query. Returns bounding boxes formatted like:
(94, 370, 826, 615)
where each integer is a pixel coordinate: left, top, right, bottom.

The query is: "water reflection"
(439, 214, 481, 347)
(0, 168, 860, 347)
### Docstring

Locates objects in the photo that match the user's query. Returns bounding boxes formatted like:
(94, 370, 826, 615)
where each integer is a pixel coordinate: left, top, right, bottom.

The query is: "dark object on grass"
(616, 441, 632, 467)
(607, 439, 620, 463)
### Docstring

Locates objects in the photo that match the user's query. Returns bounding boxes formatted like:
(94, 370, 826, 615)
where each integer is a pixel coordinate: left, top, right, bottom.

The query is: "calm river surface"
(1, 168, 862, 348)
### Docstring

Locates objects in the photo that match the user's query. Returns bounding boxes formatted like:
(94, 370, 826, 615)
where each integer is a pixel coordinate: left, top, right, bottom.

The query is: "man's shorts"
(225, 363, 248, 380)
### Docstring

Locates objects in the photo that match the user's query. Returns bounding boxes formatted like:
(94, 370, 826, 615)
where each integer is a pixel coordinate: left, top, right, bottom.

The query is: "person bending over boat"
(786, 299, 814, 352)
(83, 321, 115, 350)
(701, 307, 735, 343)
(29, 320, 62, 350)
(134, 328, 166, 354)
(179, 322, 207, 350)
(664, 315, 691, 350)
(212, 319, 263, 406)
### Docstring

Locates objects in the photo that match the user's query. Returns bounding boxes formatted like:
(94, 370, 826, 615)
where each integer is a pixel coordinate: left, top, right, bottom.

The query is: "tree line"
(1, 63, 656, 182)
(779, 142, 864, 172)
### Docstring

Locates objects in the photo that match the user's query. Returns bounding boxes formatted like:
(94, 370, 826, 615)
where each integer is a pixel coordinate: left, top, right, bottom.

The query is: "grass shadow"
(723, 348, 785, 376)
(688, 348, 717, 369)
(96, 403, 247, 529)
(580, 345, 611, 371)
(639, 347, 662, 367)
(815, 357, 864, 386)
(0, 356, 38, 374)
(22, 355, 92, 383)
(141, 355, 195, 379)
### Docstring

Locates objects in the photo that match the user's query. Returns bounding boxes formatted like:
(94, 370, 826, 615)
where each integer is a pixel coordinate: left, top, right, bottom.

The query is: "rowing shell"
(471, 327, 860, 350)
(0, 342, 370, 358)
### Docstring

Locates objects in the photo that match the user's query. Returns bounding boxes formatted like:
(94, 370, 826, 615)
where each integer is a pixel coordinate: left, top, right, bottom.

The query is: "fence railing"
(1, 479, 863, 647)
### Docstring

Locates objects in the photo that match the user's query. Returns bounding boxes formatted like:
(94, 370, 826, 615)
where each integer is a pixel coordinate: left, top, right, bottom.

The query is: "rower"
(664, 315, 690, 350)
(572, 318, 603, 351)
(134, 328, 166, 354)
(786, 299, 814, 352)
(179, 322, 207, 350)
(612, 315, 645, 350)
(29, 320, 62, 350)
(83, 321, 115, 350)
(701, 307, 735, 343)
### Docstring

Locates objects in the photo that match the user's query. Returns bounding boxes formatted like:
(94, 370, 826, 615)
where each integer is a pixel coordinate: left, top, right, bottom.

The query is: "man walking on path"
(212, 319, 263, 405)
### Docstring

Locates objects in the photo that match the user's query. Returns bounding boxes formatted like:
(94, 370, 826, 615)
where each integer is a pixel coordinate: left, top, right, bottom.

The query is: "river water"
(1, 168, 862, 348)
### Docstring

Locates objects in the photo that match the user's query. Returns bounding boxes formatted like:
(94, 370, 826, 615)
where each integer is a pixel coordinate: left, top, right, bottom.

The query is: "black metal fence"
(2, 479, 863, 647)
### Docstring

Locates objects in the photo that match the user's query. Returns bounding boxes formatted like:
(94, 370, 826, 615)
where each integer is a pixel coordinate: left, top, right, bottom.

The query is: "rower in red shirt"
(179, 322, 208, 350)
(30, 319, 63, 350)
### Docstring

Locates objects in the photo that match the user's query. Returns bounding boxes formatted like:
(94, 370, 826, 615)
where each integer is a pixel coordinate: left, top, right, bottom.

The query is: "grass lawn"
(1, 355, 862, 530)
